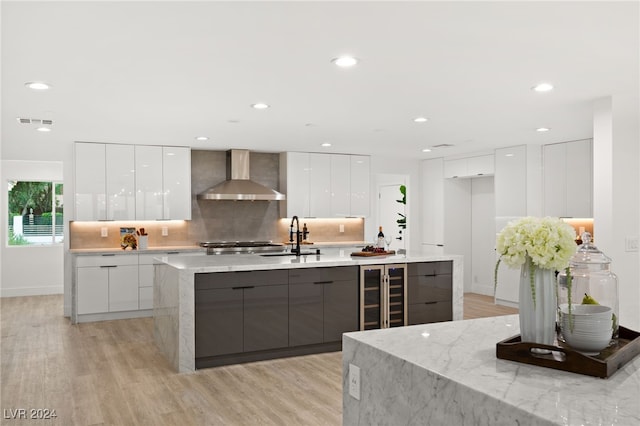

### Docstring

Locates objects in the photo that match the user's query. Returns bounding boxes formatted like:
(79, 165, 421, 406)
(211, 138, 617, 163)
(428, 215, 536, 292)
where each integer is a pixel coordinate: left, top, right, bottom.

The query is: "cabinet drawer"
(407, 261, 452, 277)
(195, 270, 288, 290)
(408, 275, 452, 303)
(289, 266, 358, 284)
(76, 254, 138, 268)
(408, 301, 452, 325)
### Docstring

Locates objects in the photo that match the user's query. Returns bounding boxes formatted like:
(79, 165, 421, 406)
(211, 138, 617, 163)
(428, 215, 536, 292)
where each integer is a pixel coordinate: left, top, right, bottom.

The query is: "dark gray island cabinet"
(153, 252, 462, 372)
(407, 261, 453, 325)
(194, 266, 358, 368)
(289, 266, 359, 346)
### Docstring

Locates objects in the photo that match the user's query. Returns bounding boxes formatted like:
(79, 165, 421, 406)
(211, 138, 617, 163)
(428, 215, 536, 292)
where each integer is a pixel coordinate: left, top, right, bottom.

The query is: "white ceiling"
(2, 1, 638, 160)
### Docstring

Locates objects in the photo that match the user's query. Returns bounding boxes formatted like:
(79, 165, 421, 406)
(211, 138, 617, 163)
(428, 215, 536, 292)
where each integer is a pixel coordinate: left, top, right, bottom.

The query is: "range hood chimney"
(197, 149, 286, 201)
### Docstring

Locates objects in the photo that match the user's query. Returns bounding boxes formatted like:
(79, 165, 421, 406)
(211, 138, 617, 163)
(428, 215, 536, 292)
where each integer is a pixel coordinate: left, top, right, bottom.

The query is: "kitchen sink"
(260, 251, 320, 257)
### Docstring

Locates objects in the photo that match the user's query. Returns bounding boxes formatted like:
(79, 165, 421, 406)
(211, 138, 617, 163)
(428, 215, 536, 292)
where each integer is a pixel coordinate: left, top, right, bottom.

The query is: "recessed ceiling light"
(195, 136, 209, 141)
(536, 127, 551, 132)
(321, 142, 332, 147)
(414, 117, 428, 123)
(422, 148, 432, 153)
(532, 83, 554, 92)
(36, 127, 51, 132)
(332, 56, 358, 67)
(251, 103, 270, 109)
(25, 81, 50, 90)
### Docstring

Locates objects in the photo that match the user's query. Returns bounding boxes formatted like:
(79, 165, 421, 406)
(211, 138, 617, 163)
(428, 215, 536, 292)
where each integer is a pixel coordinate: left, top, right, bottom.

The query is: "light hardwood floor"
(1, 293, 516, 426)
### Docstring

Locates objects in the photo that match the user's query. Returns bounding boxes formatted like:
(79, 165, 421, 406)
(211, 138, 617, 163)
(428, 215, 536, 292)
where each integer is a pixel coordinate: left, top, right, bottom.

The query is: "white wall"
(593, 95, 640, 331)
(1, 160, 64, 297)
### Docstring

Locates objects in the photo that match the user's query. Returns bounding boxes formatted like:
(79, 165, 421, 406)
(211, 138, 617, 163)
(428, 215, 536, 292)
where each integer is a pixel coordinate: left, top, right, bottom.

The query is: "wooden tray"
(350, 250, 396, 257)
(496, 325, 640, 378)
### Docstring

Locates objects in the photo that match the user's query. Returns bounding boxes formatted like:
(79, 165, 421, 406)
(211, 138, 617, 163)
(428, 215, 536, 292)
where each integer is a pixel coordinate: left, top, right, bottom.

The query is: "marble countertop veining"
(343, 315, 640, 426)
(154, 251, 461, 272)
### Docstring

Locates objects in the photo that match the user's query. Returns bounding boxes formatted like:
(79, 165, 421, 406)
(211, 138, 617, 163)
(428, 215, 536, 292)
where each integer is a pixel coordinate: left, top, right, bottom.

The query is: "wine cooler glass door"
(361, 266, 384, 330)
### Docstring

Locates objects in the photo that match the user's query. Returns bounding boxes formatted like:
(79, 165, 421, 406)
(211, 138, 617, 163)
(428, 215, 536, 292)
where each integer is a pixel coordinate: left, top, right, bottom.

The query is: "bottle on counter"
(377, 226, 385, 249)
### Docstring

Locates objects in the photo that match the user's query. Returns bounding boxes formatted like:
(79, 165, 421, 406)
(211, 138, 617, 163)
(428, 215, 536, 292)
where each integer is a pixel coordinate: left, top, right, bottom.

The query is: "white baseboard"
(1, 285, 63, 298)
(471, 283, 494, 296)
(495, 298, 519, 309)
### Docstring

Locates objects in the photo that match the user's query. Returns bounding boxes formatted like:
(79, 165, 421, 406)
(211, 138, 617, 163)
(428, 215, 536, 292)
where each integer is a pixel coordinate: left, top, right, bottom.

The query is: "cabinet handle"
(422, 274, 437, 277)
(166, 251, 180, 254)
(424, 301, 437, 305)
(232, 286, 255, 290)
(314, 280, 333, 285)
(100, 265, 117, 268)
(101, 254, 116, 257)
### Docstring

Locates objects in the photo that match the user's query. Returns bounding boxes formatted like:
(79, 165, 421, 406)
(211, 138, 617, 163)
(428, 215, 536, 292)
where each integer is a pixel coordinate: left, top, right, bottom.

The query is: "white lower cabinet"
(77, 267, 109, 314)
(107, 265, 139, 312)
(76, 254, 139, 315)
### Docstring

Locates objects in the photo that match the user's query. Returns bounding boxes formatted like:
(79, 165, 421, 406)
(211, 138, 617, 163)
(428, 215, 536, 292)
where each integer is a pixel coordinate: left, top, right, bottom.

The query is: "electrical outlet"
(101, 227, 108, 237)
(625, 236, 638, 252)
(339, 224, 345, 233)
(348, 363, 360, 400)
(162, 226, 169, 236)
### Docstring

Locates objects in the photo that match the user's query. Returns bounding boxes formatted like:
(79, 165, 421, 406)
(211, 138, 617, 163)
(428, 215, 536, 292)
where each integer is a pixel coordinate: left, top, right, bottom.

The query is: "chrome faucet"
(289, 216, 309, 256)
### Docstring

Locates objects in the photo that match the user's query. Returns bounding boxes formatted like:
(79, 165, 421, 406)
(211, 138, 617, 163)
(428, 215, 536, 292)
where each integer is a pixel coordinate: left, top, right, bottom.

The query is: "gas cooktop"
(199, 241, 286, 255)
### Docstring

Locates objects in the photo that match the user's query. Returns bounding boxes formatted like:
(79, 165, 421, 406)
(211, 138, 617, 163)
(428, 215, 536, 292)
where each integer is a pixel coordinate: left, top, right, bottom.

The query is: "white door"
(378, 184, 406, 252)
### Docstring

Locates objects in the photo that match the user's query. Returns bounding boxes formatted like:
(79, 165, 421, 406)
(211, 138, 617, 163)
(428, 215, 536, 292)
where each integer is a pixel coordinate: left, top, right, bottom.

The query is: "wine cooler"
(359, 264, 407, 330)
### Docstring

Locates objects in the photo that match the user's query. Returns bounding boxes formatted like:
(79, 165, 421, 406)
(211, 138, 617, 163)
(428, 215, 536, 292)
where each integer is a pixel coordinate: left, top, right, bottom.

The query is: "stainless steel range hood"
(197, 149, 286, 201)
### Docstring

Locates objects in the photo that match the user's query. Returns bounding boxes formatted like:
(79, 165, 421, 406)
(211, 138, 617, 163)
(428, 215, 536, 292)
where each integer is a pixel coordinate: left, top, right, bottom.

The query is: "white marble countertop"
(342, 315, 640, 425)
(155, 251, 460, 272)
(69, 245, 204, 255)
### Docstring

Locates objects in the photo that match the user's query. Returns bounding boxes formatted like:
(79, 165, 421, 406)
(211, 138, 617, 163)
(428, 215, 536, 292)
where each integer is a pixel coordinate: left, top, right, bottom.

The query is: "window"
(7, 181, 63, 245)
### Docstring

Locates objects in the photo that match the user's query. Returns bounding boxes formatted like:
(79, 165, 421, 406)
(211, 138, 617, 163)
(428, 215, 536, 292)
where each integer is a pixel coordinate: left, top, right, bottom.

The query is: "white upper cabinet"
(279, 152, 310, 217)
(105, 144, 136, 220)
(466, 155, 494, 176)
(543, 139, 592, 218)
(309, 153, 331, 217)
(494, 145, 527, 217)
(280, 152, 371, 218)
(330, 155, 350, 217)
(350, 155, 370, 217)
(76, 142, 191, 221)
(75, 142, 107, 221)
(135, 145, 164, 220)
(443, 155, 494, 178)
(162, 146, 192, 220)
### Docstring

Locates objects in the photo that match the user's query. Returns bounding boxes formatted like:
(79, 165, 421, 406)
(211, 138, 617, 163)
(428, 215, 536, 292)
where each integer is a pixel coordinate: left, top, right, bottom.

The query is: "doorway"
(376, 176, 408, 253)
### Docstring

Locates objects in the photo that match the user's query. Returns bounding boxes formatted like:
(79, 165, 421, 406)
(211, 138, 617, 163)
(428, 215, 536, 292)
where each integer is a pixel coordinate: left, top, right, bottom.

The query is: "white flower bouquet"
(495, 216, 576, 304)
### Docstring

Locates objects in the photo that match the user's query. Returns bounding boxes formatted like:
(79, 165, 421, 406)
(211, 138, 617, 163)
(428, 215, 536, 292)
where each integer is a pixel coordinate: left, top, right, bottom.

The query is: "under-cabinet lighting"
(36, 127, 51, 132)
(195, 136, 209, 141)
(414, 117, 428, 123)
(251, 103, 270, 109)
(536, 127, 550, 132)
(321, 142, 332, 147)
(422, 148, 432, 153)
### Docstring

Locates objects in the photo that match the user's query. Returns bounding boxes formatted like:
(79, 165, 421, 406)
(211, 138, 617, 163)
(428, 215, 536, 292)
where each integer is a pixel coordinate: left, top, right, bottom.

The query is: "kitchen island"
(153, 250, 463, 372)
(342, 315, 640, 426)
